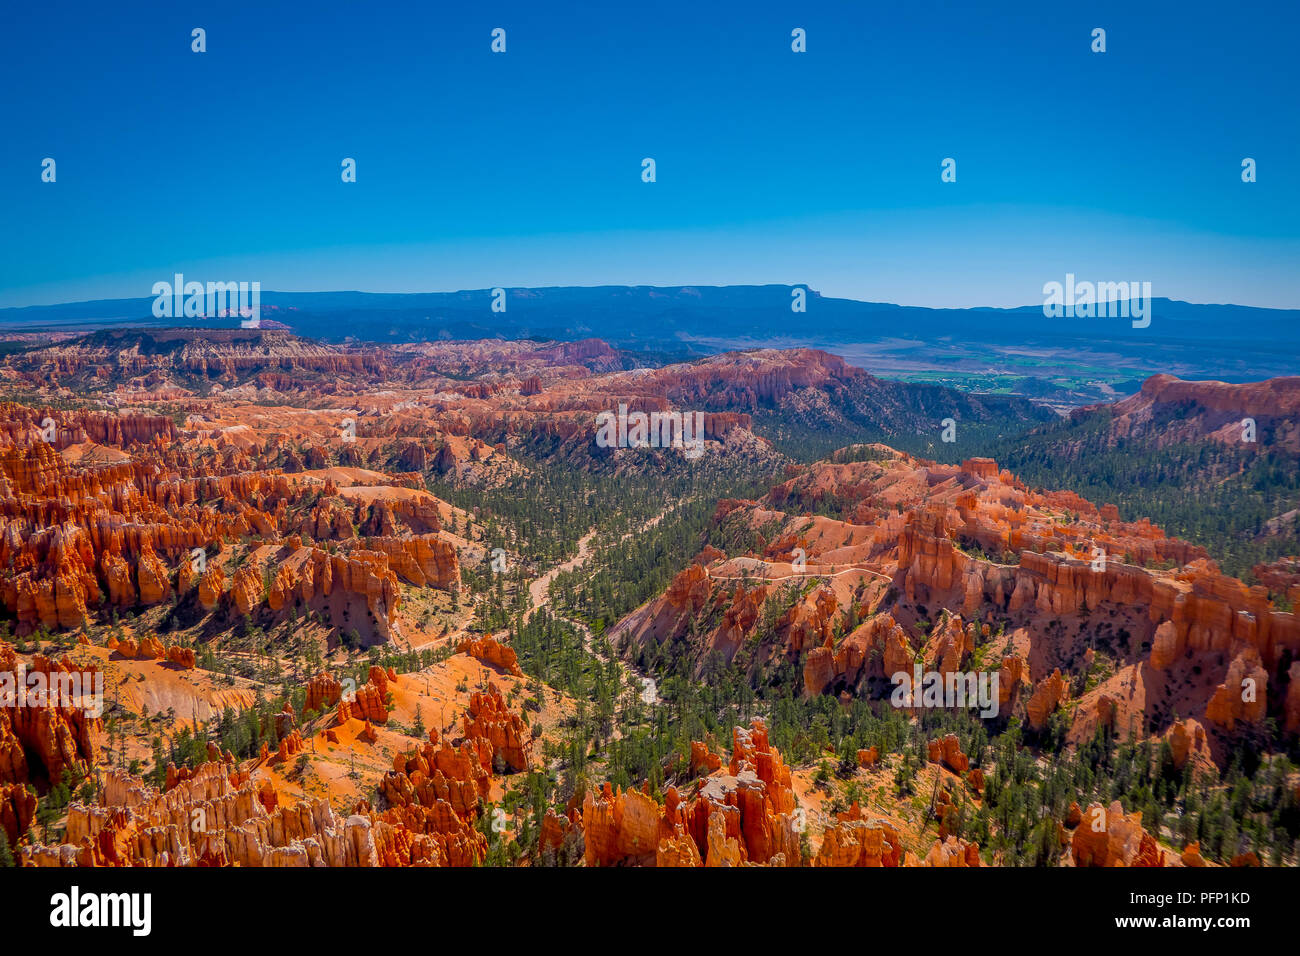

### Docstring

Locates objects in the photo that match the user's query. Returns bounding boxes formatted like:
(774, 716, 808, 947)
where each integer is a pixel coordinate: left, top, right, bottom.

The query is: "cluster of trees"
(550, 492, 759, 635)
(756, 405, 1044, 466)
(431, 445, 781, 567)
(991, 411, 1300, 580)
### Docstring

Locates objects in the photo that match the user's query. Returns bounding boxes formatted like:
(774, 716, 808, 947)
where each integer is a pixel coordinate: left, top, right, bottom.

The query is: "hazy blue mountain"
(4, 286, 1295, 391)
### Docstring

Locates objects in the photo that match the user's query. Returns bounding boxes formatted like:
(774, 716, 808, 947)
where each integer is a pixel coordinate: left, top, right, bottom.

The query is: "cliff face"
(1070, 373, 1300, 453)
(579, 720, 998, 868)
(610, 449, 1299, 766)
(0, 650, 102, 788)
(362, 534, 459, 590)
(582, 720, 801, 867)
(1254, 557, 1300, 607)
(21, 673, 536, 868)
(0, 404, 176, 452)
(1070, 800, 1166, 867)
(9, 329, 387, 386)
(626, 349, 862, 408)
(20, 755, 489, 867)
(1135, 374, 1300, 426)
(0, 408, 461, 641)
(455, 634, 523, 677)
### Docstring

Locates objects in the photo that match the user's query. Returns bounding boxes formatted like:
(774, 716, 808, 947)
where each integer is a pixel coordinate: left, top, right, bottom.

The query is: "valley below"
(0, 326, 1297, 869)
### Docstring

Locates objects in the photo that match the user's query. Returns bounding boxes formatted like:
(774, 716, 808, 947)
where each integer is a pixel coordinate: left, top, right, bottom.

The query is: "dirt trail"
(708, 563, 894, 585)
(526, 507, 676, 619)
(525, 529, 597, 622)
(524, 508, 677, 704)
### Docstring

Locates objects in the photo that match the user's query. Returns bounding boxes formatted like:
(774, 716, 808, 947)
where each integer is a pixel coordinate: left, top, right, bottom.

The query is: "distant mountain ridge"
(4, 285, 1296, 389)
(5, 284, 1296, 336)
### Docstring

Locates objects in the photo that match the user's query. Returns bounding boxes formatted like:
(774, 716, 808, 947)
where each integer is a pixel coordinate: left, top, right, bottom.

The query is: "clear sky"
(2, 0, 1296, 309)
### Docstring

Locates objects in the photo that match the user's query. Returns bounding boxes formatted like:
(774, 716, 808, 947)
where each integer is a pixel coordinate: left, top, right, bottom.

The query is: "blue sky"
(2, 0, 1297, 309)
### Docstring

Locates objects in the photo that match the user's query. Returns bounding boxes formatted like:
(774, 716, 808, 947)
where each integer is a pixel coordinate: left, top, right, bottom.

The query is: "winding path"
(524, 509, 678, 704)
(525, 529, 597, 623)
(706, 562, 894, 586)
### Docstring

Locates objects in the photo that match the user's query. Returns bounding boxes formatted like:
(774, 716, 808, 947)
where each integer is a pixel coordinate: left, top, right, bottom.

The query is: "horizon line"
(2, 283, 1297, 316)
